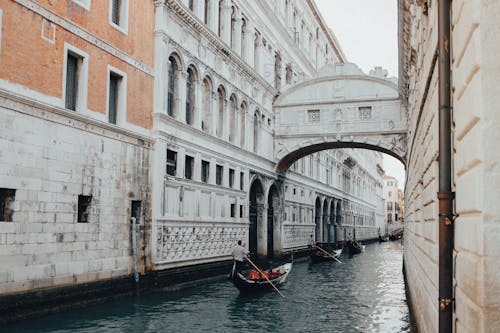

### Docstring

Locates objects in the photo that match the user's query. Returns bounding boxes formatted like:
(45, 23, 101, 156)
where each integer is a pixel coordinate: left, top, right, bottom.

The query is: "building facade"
(400, 0, 500, 331)
(0, 0, 154, 295)
(0, 0, 384, 306)
(150, 0, 385, 272)
(383, 174, 402, 224)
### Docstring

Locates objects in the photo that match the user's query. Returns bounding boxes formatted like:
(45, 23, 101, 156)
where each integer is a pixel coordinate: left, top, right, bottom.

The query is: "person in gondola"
(231, 240, 249, 276)
(308, 234, 315, 252)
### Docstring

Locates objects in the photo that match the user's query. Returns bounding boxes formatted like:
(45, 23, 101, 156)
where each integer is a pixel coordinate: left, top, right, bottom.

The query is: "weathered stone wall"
(403, 0, 500, 331)
(0, 93, 152, 294)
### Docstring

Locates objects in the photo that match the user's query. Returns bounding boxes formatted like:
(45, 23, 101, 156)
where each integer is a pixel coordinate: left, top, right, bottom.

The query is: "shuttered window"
(108, 73, 119, 124)
(65, 53, 79, 111)
(111, 0, 121, 25)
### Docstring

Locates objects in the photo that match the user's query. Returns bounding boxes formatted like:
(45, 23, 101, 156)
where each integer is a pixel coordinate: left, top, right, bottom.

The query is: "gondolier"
(230, 240, 249, 275)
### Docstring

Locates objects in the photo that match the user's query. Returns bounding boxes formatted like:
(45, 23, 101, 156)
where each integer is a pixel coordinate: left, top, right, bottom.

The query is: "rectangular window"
(216, 165, 223, 186)
(166, 149, 177, 176)
(358, 106, 372, 120)
(108, 72, 121, 124)
(131, 200, 141, 223)
(185, 155, 194, 180)
(201, 160, 210, 183)
(0, 188, 15, 222)
(65, 53, 79, 111)
(109, 0, 129, 33)
(230, 204, 236, 218)
(239, 205, 244, 218)
(240, 172, 244, 190)
(111, 0, 121, 25)
(78, 195, 92, 223)
(307, 110, 320, 123)
(229, 169, 235, 188)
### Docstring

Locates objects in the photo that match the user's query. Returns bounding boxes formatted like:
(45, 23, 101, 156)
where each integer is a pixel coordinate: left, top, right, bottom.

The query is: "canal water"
(5, 242, 412, 333)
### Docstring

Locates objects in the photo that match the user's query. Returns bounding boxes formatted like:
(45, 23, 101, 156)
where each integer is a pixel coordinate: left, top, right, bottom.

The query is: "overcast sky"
(315, 0, 405, 189)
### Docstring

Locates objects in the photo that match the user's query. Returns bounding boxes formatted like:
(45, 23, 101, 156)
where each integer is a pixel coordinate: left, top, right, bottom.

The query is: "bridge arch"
(273, 63, 407, 172)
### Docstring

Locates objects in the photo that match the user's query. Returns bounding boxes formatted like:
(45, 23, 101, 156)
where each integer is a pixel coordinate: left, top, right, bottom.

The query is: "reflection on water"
(4, 242, 411, 333)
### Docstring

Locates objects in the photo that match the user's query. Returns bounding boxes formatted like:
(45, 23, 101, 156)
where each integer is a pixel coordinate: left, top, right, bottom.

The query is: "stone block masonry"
(0, 93, 152, 296)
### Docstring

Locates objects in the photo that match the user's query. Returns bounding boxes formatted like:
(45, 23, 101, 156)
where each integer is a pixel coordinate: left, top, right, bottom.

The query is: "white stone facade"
(151, 0, 385, 268)
(401, 0, 500, 331)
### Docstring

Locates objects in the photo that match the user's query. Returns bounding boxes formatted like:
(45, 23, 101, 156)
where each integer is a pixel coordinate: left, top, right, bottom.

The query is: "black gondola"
(230, 261, 293, 293)
(310, 248, 343, 263)
(346, 240, 365, 255)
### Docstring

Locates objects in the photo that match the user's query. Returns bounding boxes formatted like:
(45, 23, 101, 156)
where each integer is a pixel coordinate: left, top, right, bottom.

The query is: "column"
(221, 0, 232, 45)
(245, 21, 255, 67)
(195, 0, 205, 21)
(232, 9, 243, 55)
(209, 0, 219, 33)
(254, 33, 262, 76)
(176, 70, 187, 122)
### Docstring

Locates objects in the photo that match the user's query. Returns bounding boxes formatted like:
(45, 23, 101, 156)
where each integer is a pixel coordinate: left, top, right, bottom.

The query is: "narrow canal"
(5, 242, 412, 333)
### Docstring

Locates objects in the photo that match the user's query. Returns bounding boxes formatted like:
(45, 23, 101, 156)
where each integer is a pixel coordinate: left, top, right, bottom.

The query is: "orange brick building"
(0, 0, 155, 303)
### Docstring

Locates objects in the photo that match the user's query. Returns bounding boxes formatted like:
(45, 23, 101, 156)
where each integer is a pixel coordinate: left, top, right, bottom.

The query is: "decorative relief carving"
(283, 225, 314, 248)
(155, 223, 247, 263)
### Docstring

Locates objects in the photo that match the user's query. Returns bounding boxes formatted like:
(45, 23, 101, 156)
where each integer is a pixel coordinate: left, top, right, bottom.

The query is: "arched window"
(202, 77, 212, 133)
(217, 86, 225, 138)
(253, 110, 260, 153)
(240, 102, 246, 147)
(229, 94, 237, 143)
(230, 7, 236, 49)
(189, 0, 194, 11)
(286, 64, 292, 84)
(218, 0, 223, 37)
(167, 56, 178, 117)
(185, 67, 195, 125)
(241, 18, 247, 58)
(274, 52, 282, 89)
(204, 0, 209, 24)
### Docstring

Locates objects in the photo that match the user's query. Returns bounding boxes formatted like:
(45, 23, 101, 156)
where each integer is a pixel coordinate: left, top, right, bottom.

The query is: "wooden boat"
(230, 261, 293, 293)
(346, 240, 365, 255)
(310, 248, 343, 263)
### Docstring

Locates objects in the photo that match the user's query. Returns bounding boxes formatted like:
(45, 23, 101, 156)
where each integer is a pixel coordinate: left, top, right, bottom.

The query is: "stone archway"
(322, 198, 329, 244)
(314, 197, 322, 243)
(267, 184, 280, 257)
(330, 199, 336, 245)
(249, 178, 264, 256)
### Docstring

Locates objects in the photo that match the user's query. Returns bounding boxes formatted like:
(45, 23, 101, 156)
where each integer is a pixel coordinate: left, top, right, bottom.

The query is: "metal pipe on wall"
(437, 0, 454, 331)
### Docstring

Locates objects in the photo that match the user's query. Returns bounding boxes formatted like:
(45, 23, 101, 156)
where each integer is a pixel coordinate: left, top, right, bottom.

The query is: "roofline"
(306, 0, 347, 63)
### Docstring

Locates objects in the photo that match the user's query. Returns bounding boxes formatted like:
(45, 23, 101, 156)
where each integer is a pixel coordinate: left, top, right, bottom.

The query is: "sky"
(315, 0, 405, 189)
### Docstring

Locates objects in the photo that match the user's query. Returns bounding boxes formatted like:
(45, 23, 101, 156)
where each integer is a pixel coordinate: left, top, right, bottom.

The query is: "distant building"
(383, 175, 403, 224)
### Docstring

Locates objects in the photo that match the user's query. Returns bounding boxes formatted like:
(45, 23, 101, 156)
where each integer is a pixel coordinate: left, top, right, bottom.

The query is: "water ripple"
(4, 242, 411, 333)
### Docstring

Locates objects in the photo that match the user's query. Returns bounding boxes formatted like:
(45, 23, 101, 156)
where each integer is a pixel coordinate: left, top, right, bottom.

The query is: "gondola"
(310, 248, 343, 263)
(346, 240, 365, 255)
(230, 261, 293, 293)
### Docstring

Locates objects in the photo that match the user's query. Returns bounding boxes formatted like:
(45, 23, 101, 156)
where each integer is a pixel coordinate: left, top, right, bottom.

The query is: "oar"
(315, 245, 343, 264)
(246, 257, 286, 299)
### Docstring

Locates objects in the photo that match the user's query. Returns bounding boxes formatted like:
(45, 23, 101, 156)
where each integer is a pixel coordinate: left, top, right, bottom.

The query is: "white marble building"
(150, 0, 385, 270)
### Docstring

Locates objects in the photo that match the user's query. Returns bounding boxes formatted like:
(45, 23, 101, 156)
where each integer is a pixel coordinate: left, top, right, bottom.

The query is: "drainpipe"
(131, 217, 140, 286)
(437, 0, 454, 331)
